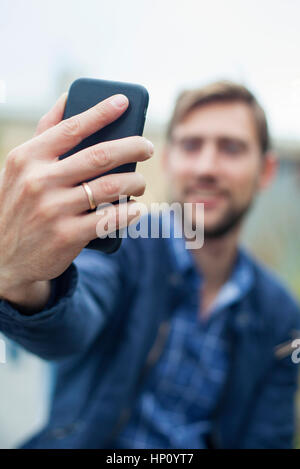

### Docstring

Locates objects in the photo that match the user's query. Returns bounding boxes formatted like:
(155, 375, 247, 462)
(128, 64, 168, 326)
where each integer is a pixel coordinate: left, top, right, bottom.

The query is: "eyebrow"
(218, 136, 249, 149)
(174, 135, 250, 147)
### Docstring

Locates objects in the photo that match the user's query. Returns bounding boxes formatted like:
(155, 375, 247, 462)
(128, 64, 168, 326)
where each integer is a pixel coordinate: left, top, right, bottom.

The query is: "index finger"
(31, 94, 129, 159)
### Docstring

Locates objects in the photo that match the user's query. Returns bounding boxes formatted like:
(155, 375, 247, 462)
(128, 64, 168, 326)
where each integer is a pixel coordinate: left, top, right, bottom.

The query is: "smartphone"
(59, 77, 149, 253)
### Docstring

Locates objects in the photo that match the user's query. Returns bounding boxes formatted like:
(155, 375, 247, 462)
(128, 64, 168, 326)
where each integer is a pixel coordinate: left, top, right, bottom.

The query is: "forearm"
(0, 250, 122, 361)
(0, 264, 81, 360)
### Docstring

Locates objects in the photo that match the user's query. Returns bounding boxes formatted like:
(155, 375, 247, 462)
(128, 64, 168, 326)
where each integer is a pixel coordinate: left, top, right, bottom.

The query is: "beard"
(198, 196, 256, 239)
(168, 178, 259, 241)
(202, 204, 249, 239)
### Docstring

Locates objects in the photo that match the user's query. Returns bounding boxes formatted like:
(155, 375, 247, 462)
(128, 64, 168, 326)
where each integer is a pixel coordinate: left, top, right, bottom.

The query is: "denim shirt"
(113, 229, 254, 449)
(0, 215, 299, 449)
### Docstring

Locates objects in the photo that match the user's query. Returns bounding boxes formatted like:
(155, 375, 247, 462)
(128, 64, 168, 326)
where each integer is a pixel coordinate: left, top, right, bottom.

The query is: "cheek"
(167, 159, 194, 184)
(224, 160, 259, 200)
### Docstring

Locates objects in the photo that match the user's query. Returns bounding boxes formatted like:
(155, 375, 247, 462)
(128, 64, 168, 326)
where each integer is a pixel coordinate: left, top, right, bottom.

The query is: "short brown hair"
(167, 80, 270, 154)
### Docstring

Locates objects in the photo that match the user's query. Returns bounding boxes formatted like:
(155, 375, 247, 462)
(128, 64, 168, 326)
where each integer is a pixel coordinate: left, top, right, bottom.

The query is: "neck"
(190, 223, 242, 289)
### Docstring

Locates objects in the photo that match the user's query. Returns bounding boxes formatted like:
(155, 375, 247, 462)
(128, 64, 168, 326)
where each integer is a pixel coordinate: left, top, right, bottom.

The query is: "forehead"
(173, 101, 258, 142)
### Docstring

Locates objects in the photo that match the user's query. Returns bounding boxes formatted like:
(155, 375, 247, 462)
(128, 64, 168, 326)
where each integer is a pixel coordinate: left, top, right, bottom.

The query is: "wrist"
(0, 279, 51, 314)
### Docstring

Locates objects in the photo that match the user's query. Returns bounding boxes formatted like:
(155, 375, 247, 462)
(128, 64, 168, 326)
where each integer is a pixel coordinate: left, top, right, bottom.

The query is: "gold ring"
(81, 182, 96, 210)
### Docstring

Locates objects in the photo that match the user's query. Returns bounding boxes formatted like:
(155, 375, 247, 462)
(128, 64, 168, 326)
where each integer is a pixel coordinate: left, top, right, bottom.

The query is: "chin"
(193, 213, 222, 228)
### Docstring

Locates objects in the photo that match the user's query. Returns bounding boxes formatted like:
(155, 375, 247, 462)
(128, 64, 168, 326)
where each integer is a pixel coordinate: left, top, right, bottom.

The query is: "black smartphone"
(59, 77, 149, 253)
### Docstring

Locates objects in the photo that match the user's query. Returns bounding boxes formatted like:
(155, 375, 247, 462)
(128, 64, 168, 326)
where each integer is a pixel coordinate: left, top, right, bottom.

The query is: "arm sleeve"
(0, 248, 125, 361)
(240, 353, 299, 448)
(241, 305, 300, 449)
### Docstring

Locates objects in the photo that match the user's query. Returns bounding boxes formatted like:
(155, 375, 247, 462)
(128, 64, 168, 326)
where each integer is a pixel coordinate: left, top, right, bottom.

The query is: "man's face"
(164, 101, 273, 238)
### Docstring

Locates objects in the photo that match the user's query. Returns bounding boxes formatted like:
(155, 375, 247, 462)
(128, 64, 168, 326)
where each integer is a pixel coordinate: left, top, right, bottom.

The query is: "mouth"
(184, 190, 226, 209)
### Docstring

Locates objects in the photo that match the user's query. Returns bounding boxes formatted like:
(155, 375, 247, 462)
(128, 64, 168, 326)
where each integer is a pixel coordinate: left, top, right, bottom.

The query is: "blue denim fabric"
(114, 231, 254, 448)
(0, 215, 299, 448)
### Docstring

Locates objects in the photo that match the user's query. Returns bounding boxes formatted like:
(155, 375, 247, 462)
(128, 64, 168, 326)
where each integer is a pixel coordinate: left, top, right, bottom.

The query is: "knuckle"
(61, 116, 82, 139)
(94, 104, 111, 123)
(55, 223, 73, 247)
(87, 144, 110, 169)
(38, 200, 58, 222)
(6, 147, 26, 173)
(100, 177, 120, 196)
(22, 173, 44, 197)
(45, 164, 59, 184)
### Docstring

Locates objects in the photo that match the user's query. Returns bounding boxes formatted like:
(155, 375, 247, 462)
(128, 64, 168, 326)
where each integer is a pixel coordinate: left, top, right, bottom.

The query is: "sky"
(1, 0, 300, 139)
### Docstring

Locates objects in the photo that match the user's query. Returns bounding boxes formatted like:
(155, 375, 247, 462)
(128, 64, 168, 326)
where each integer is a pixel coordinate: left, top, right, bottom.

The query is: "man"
(0, 82, 299, 449)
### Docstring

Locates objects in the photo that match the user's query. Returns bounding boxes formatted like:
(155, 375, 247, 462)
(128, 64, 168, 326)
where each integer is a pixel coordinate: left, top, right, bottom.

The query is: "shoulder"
(241, 246, 300, 336)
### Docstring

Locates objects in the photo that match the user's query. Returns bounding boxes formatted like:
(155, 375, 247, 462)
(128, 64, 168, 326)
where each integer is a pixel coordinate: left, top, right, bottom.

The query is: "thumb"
(34, 92, 68, 136)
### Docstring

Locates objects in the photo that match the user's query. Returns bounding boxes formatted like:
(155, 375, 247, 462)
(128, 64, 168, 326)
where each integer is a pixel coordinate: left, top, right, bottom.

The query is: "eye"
(219, 139, 245, 155)
(180, 138, 202, 154)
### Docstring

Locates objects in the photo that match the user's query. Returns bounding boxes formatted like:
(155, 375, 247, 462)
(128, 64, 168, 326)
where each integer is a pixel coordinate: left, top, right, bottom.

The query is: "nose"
(193, 141, 219, 177)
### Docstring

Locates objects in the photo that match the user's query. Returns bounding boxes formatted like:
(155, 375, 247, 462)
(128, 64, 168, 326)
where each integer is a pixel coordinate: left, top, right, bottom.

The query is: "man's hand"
(0, 93, 153, 311)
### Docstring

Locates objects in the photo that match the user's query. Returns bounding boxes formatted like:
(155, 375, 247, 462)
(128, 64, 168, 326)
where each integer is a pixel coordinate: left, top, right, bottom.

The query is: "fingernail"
(111, 94, 128, 109)
(145, 139, 154, 156)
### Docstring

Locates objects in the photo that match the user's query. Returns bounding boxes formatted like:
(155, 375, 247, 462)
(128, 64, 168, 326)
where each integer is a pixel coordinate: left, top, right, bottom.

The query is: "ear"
(258, 151, 278, 190)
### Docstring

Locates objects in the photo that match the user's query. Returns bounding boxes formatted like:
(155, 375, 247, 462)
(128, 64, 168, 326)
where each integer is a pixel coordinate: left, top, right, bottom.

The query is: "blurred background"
(0, 0, 300, 448)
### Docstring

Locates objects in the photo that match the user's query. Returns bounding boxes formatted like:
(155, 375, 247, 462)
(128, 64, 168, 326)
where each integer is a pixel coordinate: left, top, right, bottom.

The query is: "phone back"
(60, 78, 149, 253)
